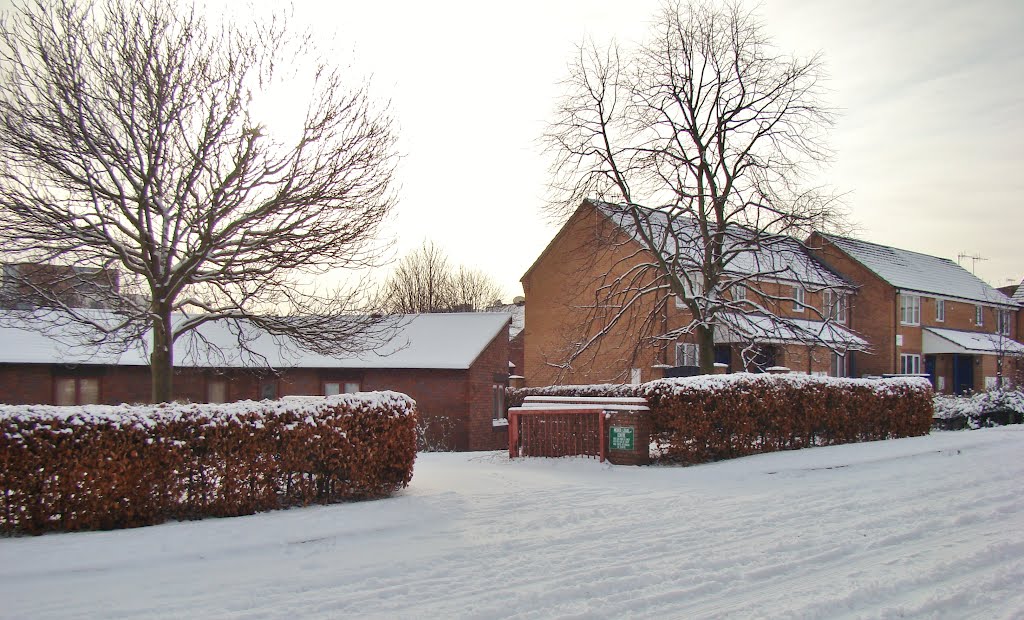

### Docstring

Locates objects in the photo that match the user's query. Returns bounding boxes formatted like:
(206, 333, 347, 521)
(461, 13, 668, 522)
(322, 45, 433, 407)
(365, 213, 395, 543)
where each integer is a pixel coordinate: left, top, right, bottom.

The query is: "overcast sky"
(8, 0, 1023, 299)
(275, 0, 1022, 300)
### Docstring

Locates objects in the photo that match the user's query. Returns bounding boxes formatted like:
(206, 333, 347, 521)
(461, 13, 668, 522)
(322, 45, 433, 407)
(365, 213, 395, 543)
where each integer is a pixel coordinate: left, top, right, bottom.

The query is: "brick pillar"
(509, 375, 525, 389)
(650, 365, 672, 380)
(713, 363, 728, 375)
(767, 366, 791, 375)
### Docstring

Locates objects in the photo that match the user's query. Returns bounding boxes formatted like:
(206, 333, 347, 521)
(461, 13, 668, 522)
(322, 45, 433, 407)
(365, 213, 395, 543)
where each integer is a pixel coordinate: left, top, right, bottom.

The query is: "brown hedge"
(0, 392, 417, 535)
(509, 374, 933, 464)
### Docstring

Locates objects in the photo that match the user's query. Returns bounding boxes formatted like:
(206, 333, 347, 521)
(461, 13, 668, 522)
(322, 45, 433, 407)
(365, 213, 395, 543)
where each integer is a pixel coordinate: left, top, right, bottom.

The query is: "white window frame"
(207, 378, 228, 403)
(492, 383, 506, 420)
(824, 290, 848, 324)
(54, 376, 100, 406)
(975, 305, 984, 326)
(732, 284, 746, 302)
(935, 298, 945, 322)
(830, 353, 847, 377)
(792, 285, 805, 313)
(675, 342, 700, 367)
(676, 275, 704, 309)
(900, 294, 920, 326)
(998, 309, 1011, 336)
(900, 353, 921, 375)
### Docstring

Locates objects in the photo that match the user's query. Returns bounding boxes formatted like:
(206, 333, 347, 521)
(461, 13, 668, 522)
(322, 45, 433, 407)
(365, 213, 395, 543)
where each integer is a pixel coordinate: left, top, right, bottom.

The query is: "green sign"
(609, 426, 635, 451)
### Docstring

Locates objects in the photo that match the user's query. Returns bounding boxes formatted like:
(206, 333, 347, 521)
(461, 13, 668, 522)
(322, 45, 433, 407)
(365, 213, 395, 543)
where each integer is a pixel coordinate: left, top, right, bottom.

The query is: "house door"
(924, 355, 936, 389)
(952, 354, 974, 395)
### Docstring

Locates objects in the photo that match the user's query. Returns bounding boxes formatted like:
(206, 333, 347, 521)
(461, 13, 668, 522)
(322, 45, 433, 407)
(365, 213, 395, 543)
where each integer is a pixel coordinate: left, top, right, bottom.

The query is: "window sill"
(492, 419, 509, 428)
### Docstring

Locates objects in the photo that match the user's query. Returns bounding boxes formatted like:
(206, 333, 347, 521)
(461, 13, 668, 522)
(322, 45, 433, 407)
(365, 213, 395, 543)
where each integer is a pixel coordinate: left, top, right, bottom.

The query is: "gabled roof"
(0, 311, 510, 370)
(595, 201, 849, 288)
(1014, 280, 1024, 304)
(819, 233, 1017, 307)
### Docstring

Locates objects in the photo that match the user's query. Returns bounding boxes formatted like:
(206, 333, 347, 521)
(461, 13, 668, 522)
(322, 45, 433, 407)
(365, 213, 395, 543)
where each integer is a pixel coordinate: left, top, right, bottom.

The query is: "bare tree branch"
(544, 0, 862, 376)
(0, 0, 399, 401)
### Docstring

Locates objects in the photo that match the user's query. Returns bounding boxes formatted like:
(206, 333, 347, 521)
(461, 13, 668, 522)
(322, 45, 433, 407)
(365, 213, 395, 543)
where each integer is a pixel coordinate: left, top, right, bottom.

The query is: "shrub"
(0, 392, 417, 535)
(933, 388, 1024, 430)
(509, 373, 933, 464)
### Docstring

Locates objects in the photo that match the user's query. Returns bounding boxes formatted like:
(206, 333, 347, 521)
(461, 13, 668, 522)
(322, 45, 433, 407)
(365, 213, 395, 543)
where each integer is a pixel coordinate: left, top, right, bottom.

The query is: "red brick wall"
(808, 232, 896, 376)
(466, 326, 511, 451)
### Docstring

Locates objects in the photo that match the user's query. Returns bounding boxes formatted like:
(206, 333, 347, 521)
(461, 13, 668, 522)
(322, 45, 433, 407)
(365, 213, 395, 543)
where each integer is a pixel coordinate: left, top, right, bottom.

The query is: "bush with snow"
(510, 373, 933, 464)
(0, 392, 417, 535)
(933, 387, 1024, 430)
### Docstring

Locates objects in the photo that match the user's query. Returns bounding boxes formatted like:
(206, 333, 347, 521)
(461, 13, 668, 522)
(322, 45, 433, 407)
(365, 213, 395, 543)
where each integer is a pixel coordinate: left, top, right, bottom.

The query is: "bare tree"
(544, 0, 854, 375)
(382, 241, 505, 313)
(382, 241, 456, 314)
(0, 0, 399, 401)
(451, 266, 505, 313)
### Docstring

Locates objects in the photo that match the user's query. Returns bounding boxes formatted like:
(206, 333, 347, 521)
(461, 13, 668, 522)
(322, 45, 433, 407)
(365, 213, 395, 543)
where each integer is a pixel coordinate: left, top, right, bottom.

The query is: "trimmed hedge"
(509, 373, 933, 464)
(0, 392, 416, 535)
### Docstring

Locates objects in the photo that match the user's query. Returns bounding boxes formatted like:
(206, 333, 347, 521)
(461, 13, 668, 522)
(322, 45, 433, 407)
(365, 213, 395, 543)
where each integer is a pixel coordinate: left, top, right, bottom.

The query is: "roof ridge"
(818, 231, 959, 265)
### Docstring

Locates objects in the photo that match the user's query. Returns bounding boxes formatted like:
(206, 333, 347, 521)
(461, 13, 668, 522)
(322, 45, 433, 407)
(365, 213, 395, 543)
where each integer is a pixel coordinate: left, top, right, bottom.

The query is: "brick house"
(0, 312, 511, 451)
(807, 233, 1024, 393)
(521, 200, 866, 387)
(486, 299, 525, 379)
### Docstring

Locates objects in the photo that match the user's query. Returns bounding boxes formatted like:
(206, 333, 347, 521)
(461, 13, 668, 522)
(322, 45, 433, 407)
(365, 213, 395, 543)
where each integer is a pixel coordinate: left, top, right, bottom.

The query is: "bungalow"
(0, 311, 512, 451)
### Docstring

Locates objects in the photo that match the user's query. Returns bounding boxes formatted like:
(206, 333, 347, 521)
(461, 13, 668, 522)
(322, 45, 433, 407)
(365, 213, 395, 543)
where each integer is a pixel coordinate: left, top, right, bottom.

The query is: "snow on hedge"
(0, 391, 416, 435)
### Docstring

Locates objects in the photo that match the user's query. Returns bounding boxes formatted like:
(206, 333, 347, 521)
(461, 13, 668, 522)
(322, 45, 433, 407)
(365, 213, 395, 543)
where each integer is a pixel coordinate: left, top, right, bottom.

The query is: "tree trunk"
(697, 324, 716, 375)
(151, 309, 174, 403)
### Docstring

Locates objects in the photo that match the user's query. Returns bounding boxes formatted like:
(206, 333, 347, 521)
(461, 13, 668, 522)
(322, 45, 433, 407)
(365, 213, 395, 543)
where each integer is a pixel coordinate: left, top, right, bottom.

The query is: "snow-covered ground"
(3, 428, 1024, 619)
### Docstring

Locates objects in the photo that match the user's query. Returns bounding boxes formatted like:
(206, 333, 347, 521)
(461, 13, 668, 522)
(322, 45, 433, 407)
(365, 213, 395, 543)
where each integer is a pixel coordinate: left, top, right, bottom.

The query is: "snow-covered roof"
(0, 311, 510, 370)
(922, 327, 1024, 356)
(714, 313, 869, 350)
(596, 202, 848, 288)
(819, 233, 1017, 306)
(484, 303, 525, 338)
(1013, 280, 1024, 304)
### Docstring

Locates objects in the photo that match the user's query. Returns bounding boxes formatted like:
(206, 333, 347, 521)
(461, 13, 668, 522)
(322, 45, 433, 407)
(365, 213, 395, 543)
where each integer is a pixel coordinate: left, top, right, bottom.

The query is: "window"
(900, 354, 921, 375)
(324, 381, 360, 396)
(900, 295, 920, 325)
(732, 284, 747, 302)
(792, 286, 805, 312)
(492, 383, 506, 421)
(830, 353, 847, 378)
(675, 342, 700, 367)
(259, 381, 278, 400)
(975, 305, 983, 326)
(935, 299, 945, 322)
(824, 290, 847, 324)
(207, 379, 227, 404)
(675, 275, 703, 308)
(54, 376, 100, 405)
(998, 310, 1011, 336)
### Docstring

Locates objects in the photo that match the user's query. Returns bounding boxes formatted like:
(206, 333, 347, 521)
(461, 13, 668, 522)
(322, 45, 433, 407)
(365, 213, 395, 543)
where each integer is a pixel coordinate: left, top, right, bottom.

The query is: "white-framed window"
(792, 286, 805, 312)
(732, 284, 747, 302)
(207, 378, 228, 404)
(324, 381, 361, 396)
(675, 342, 700, 367)
(824, 290, 848, 324)
(54, 376, 100, 406)
(998, 310, 1011, 336)
(975, 305, 983, 326)
(900, 354, 921, 375)
(900, 294, 920, 325)
(935, 298, 945, 322)
(492, 383, 506, 420)
(676, 275, 704, 308)
(830, 353, 847, 377)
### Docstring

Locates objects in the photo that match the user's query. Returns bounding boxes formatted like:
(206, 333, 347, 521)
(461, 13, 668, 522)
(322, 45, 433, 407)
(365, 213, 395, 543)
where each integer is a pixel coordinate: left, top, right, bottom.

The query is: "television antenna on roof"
(957, 252, 987, 274)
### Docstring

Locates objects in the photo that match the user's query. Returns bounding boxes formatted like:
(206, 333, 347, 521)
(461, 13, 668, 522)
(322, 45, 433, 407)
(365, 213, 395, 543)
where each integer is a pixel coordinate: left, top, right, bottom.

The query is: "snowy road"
(2, 427, 1024, 619)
